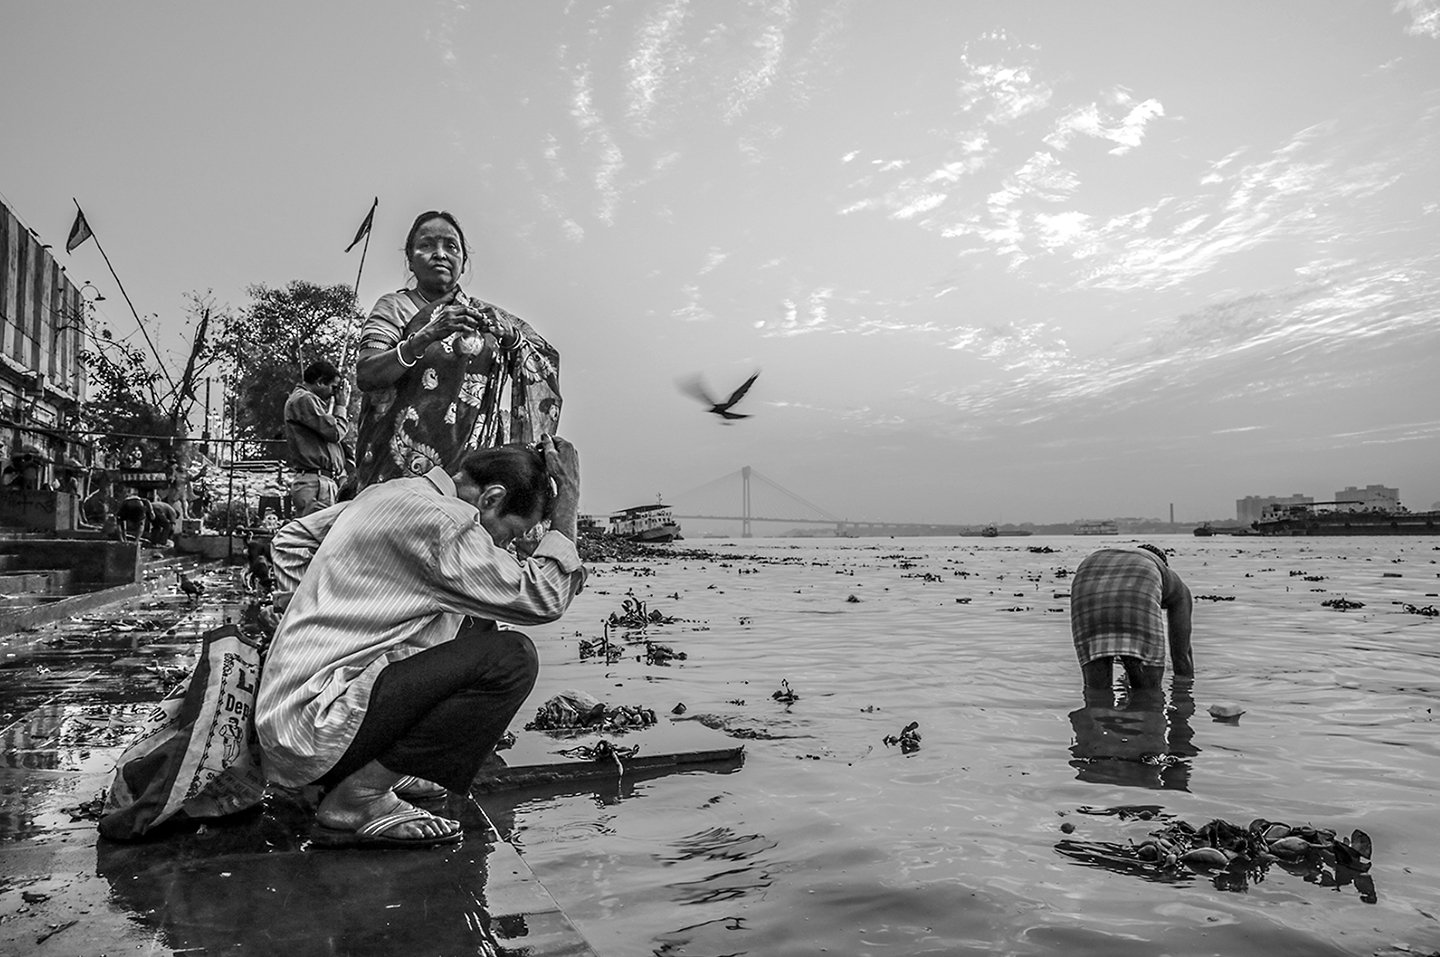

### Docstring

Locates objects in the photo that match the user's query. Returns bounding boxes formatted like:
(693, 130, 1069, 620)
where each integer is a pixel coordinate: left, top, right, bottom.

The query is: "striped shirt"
(1070, 548, 1184, 667)
(269, 501, 346, 607)
(255, 467, 586, 787)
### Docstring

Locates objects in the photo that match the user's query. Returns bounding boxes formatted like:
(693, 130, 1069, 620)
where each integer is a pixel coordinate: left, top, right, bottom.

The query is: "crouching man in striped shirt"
(1070, 543, 1193, 693)
(256, 436, 586, 848)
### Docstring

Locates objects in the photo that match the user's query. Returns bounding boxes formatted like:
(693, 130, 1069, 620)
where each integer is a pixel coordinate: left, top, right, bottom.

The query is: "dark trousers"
(319, 621, 539, 793)
(1082, 656, 1165, 691)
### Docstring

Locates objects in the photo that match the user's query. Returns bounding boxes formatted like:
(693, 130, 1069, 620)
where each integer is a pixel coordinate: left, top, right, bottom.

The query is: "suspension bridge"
(667, 466, 979, 538)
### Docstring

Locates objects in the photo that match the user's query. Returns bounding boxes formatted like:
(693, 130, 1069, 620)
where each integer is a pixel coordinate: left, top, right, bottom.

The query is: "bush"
(205, 500, 257, 534)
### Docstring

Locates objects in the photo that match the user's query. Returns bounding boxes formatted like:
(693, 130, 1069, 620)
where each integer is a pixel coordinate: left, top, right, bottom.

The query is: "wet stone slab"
(0, 574, 601, 957)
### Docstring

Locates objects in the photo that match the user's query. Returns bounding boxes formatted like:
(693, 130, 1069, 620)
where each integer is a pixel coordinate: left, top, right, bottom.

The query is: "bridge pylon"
(741, 465, 752, 538)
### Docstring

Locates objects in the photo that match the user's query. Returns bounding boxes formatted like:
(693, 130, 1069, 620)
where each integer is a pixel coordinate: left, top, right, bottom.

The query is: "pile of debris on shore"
(576, 534, 752, 565)
(577, 535, 660, 563)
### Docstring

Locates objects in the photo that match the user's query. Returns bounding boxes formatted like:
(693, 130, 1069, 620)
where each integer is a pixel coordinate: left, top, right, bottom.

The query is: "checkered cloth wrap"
(1070, 548, 1180, 667)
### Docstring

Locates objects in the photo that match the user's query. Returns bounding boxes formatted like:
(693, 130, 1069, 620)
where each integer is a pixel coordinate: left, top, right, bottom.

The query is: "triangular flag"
(344, 197, 378, 252)
(65, 207, 93, 254)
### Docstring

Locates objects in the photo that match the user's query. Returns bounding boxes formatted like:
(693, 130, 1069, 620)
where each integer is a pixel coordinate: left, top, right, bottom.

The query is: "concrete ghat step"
(0, 572, 53, 595)
(1, 720, 601, 956)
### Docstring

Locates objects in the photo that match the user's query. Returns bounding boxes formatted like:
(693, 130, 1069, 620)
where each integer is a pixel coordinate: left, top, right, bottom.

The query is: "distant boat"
(608, 502, 682, 543)
(1253, 504, 1440, 536)
(1193, 522, 1253, 537)
(970, 523, 1032, 537)
(1074, 520, 1118, 535)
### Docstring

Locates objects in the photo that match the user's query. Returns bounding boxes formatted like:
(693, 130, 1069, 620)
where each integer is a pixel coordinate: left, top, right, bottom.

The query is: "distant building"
(1237, 493, 1312, 525)
(0, 199, 90, 489)
(1333, 485, 1399, 512)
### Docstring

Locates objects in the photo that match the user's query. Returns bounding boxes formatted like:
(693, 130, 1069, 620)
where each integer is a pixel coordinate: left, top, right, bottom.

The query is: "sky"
(3, 1, 1438, 528)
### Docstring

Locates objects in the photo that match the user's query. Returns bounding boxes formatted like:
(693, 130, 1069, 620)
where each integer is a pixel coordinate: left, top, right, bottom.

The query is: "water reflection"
(1067, 679, 1198, 790)
(92, 790, 535, 956)
(659, 825, 777, 905)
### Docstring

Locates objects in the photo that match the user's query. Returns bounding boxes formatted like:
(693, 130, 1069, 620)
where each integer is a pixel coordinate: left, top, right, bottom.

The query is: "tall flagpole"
(72, 198, 177, 394)
(336, 198, 377, 382)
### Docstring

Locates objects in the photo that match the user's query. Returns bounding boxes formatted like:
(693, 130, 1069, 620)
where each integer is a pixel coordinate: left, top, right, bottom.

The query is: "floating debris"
(1401, 603, 1439, 617)
(1195, 595, 1236, 602)
(525, 690, 658, 734)
(36, 920, 79, 945)
(607, 597, 676, 628)
(1057, 814, 1376, 899)
(61, 790, 107, 822)
(671, 712, 783, 740)
(845, 594, 862, 603)
(1322, 597, 1366, 611)
(578, 635, 624, 663)
(883, 721, 921, 753)
(643, 641, 687, 665)
(557, 739, 641, 776)
(1208, 703, 1246, 722)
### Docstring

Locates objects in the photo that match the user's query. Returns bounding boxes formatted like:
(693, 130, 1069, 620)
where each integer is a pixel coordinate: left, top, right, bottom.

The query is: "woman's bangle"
(395, 337, 418, 368)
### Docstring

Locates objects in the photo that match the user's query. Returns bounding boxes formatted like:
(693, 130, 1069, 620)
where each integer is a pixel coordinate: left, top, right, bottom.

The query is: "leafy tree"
(77, 291, 222, 463)
(213, 280, 360, 444)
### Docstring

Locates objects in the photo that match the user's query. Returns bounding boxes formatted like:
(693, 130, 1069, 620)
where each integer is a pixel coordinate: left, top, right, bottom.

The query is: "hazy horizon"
(4, 2, 1438, 525)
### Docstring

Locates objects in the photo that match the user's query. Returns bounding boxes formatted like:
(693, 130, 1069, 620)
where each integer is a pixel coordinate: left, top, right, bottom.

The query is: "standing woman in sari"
(353, 210, 561, 489)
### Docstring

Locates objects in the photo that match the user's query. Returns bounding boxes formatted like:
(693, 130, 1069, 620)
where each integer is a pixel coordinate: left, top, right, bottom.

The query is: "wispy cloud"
(698, 246, 730, 275)
(673, 283, 712, 322)
(921, 259, 1440, 434)
(762, 287, 836, 337)
(1395, 0, 1440, 37)
(625, 0, 693, 135)
(1044, 90, 1165, 155)
(567, 28, 627, 224)
(956, 56, 1052, 126)
(1073, 119, 1422, 293)
(721, 0, 795, 124)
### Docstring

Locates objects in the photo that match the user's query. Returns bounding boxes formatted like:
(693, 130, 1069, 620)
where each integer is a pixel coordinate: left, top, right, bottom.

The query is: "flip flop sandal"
(394, 775, 448, 801)
(311, 806, 463, 849)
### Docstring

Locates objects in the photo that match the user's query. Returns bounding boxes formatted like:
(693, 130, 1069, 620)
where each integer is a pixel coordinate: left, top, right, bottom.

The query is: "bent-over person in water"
(1070, 543, 1193, 691)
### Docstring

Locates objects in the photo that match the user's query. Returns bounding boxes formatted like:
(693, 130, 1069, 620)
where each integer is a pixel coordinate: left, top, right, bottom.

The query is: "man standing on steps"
(283, 359, 348, 517)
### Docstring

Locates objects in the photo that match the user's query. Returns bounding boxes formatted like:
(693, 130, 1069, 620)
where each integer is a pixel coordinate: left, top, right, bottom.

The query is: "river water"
(502, 534, 1440, 957)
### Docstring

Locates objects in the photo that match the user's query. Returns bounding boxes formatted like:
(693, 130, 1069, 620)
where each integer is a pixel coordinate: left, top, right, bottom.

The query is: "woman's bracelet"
(396, 337, 418, 368)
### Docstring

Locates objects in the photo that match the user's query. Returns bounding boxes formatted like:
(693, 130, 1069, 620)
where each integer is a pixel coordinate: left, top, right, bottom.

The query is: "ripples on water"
(510, 536, 1440, 956)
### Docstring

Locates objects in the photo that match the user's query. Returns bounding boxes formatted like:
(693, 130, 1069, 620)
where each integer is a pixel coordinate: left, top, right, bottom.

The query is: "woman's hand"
(408, 294, 482, 354)
(477, 307, 521, 347)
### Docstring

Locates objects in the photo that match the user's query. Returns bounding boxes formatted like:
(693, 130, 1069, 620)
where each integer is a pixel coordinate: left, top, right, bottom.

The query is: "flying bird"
(679, 370, 761, 422)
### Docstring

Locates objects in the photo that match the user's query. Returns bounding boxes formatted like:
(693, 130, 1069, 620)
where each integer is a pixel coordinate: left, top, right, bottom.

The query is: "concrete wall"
(0, 489, 78, 532)
(0, 537, 140, 585)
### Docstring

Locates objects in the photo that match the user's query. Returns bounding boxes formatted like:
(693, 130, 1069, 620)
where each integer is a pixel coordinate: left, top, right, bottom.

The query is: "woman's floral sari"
(352, 289, 561, 490)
